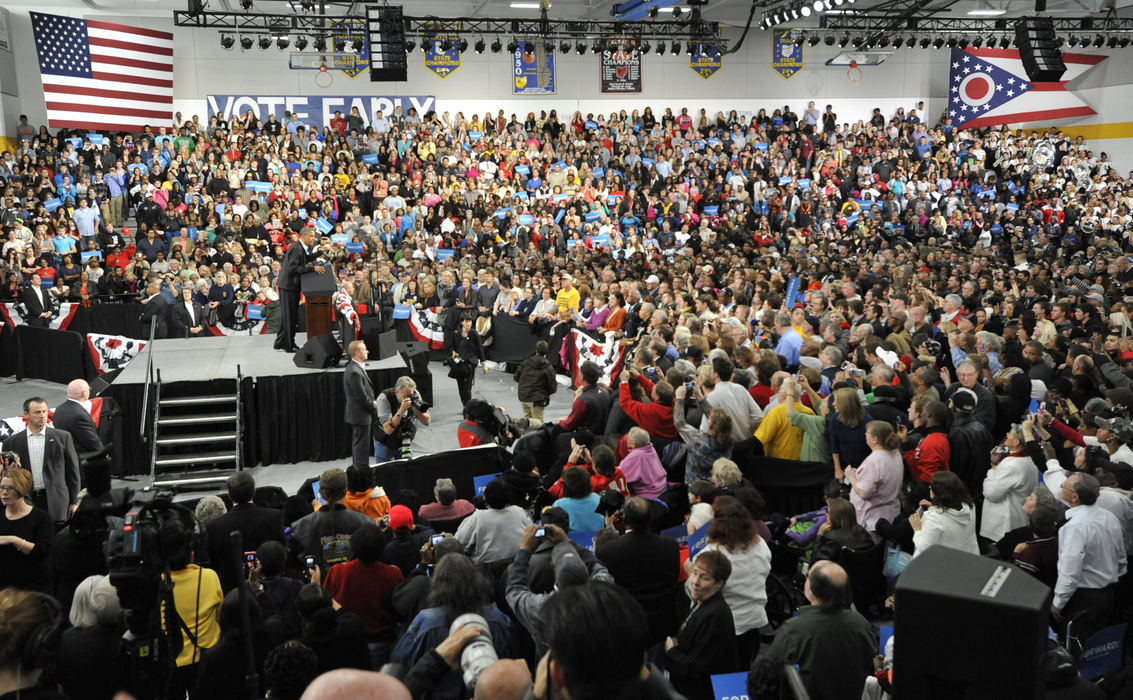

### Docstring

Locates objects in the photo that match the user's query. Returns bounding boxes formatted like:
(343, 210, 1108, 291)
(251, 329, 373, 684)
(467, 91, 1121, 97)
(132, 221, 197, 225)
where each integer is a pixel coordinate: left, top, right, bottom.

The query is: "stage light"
(801, 5, 812, 17)
(220, 34, 235, 50)
(240, 0, 252, 8)
(655, 41, 666, 55)
(932, 36, 944, 48)
(671, 40, 681, 55)
(314, 36, 326, 51)
(672, 6, 682, 17)
(576, 41, 586, 54)
(439, 38, 452, 51)
(648, 5, 659, 18)
(851, 35, 864, 48)
(459, 38, 469, 52)
(1067, 35, 1079, 47)
(491, 38, 502, 53)
(507, 39, 519, 53)
(276, 36, 290, 50)
(295, 36, 308, 50)
(824, 35, 835, 45)
(240, 35, 253, 50)
(946, 36, 957, 47)
(258, 35, 272, 50)
(957, 37, 968, 49)
(1093, 33, 1105, 47)
(405, 39, 416, 52)
(592, 39, 603, 53)
(838, 34, 849, 47)
(544, 39, 554, 53)
(475, 38, 486, 53)
(877, 36, 891, 48)
(1120, 37, 1131, 48)
(808, 35, 821, 46)
(560, 40, 570, 53)
(813, 0, 824, 11)
(971, 36, 982, 48)
(1000, 34, 1011, 47)
(640, 40, 651, 53)
(790, 7, 799, 19)
(353, 37, 364, 52)
(920, 36, 931, 48)
(986, 36, 997, 47)
(334, 38, 346, 52)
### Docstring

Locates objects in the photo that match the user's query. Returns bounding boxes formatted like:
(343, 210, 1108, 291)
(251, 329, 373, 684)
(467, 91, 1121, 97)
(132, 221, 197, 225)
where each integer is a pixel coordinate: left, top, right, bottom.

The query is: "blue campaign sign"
(1078, 624, 1127, 680)
(584, 211, 602, 223)
(592, 168, 605, 178)
(331, 234, 349, 245)
(779, 176, 793, 185)
(703, 205, 719, 216)
(86, 133, 104, 145)
(67, 137, 82, 149)
(518, 214, 535, 226)
(81, 250, 103, 262)
(553, 193, 570, 203)
(315, 217, 333, 234)
(245, 180, 273, 193)
(392, 304, 413, 320)
(661, 524, 691, 546)
(515, 164, 530, 175)
(688, 521, 712, 559)
(43, 198, 62, 212)
(584, 120, 598, 130)
(345, 242, 364, 254)
(516, 191, 529, 201)
(436, 249, 455, 260)
(754, 142, 769, 152)
(473, 473, 501, 496)
(641, 157, 656, 167)
(207, 95, 437, 130)
(468, 131, 483, 141)
(245, 304, 264, 320)
(554, 209, 566, 225)
(494, 208, 510, 220)
(845, 214, 860, 226)
(554, 160, 567, 170)
(710, 672, 748, 700)
(592, 234, 609, 246)
(567, 529, 598, 551)
(785, 275, 801, 309)
(880, 624, 894, 655)
(361, 154, 379, 164)
(566, 239, 578, 248)
(215, 203, 226, 217)
(797, 178, 811, 190)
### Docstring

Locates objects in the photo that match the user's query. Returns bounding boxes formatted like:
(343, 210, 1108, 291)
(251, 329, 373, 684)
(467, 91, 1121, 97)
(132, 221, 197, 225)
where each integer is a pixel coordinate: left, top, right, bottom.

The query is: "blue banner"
(1079, 624, 1127, 680)
(423, 21, 463, 79)
(689, 41, 723, 80)
(772, 27, 804, 80)
(468, 131, 483, 141)
(245, 180, 273, 193)
(688, 521, 712, 559)
(584, 120, 598, 130)
(473, 472, 500, 496)
(392, 304, 413, 320)
(515, 164, 530, 175)
(345, 242, 365, 254)
(86, 133, 104, 145)
(567, 529, 598, 551)
(436, 249, 455, 260)
(661, 524, 691, 546)
(785, 275, 801, 309)
(710, 673, 747, 699)
(81, 250, 103, 262)
(703, 205, 719, 216)
(591, 234, 609, 246)
(518, 214, 535, 226)
(207, 95, 437, 130)
(361, 154, 379, 164)
(315, 217, 333, 234)
(44, 198, 62, 212)
(331, 234, 349, 245)
(512, 40, 556, 95)
(584, 211, 602, 223)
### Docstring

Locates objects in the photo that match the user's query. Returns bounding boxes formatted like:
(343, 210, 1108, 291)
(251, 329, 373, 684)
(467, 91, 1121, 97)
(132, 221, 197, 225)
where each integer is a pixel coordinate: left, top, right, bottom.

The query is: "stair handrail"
(139, 315, 158, 441)
(235, 365, 243, 472)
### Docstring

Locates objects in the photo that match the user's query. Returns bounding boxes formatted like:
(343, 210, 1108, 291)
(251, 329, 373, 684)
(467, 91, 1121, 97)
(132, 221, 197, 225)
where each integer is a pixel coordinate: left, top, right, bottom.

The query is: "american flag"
(30, 12, 173, 132)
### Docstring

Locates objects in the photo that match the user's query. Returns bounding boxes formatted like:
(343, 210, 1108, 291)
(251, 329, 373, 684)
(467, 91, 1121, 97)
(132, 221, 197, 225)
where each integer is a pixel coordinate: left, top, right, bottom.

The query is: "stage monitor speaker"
(378, 330, 400, 360)
(366, 4, 407, 82)
(293, 334, 343, 369)
(1015, 16, 1066, 82)
(894, 546, 1050, 699)
(397, 340, 429, 374)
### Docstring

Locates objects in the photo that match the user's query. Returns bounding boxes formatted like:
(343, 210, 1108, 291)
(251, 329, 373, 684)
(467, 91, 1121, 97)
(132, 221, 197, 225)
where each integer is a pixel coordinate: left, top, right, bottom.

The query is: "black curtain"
(16, 326, 86, 384)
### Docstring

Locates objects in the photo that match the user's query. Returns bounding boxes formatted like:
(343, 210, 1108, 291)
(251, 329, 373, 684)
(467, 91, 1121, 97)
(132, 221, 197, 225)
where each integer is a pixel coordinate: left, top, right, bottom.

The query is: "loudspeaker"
(1015, 16, 1066, 82)
(894, 546, 1050, 699)
(378, 330, 400, 360)
(293, 334, 343, 369)
(366, 4, 408, 82)
(397, 341, 429, 374)
(89, 368, 121, 397)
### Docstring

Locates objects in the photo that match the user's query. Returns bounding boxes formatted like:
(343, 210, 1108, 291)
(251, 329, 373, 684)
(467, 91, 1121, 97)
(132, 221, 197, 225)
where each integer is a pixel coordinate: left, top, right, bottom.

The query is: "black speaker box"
(89, 368, 122, 396)
(894, 546, 1050, 699)
(293, 334, 343, 369)
(1015, 16, 1066, 82)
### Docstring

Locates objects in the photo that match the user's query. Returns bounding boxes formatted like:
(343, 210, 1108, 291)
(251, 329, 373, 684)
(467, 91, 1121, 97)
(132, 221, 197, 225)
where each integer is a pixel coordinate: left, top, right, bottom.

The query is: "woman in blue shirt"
(552, 467, 605, 533)
(828, 387, 873, 482)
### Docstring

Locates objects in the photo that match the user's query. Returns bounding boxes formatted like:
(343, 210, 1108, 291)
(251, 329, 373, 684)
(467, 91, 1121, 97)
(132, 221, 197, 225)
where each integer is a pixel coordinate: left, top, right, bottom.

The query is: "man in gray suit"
(343, 340, 376, 468)
(2, 396, 81, 525)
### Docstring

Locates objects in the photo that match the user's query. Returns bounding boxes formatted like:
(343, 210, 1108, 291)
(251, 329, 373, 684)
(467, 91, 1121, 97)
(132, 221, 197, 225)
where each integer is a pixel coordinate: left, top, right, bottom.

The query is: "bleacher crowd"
(1, 99, 1133, 699)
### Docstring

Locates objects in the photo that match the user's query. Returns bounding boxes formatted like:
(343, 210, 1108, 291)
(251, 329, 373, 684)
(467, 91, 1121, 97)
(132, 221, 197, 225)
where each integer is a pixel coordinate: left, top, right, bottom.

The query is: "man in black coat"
(53, 379, 104, 459)
(2, 397, 81, 525)
(169, 286, 206, 338)
(206, 472, 285, 592)
(21, 274, 53, 328)
(343, 340, 376, 468)
(139, 281, 170, 339)
(596, 496, 680, 647)
(275, 227, 324, 352)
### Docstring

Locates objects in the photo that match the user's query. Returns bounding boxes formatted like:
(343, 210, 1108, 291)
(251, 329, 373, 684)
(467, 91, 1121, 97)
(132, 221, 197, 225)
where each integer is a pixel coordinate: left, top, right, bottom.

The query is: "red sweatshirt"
(619, 376, 678, 439)
(904, 428, 950, 482)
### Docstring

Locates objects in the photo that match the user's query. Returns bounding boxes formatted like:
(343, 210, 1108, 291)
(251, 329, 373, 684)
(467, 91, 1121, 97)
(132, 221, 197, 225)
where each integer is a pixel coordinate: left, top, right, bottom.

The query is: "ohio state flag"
(947, 47, 1103, 129)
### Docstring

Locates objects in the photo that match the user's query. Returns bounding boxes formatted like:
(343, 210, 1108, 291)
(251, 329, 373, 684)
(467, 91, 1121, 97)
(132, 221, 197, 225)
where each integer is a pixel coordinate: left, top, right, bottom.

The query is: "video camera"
(464, 399, 524, 448)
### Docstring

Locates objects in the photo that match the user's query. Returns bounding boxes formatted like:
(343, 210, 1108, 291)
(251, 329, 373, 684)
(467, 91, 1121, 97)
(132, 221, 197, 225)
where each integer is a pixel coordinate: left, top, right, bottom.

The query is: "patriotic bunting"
(408, 306, 446, 350)
(568, 329, 627, 388)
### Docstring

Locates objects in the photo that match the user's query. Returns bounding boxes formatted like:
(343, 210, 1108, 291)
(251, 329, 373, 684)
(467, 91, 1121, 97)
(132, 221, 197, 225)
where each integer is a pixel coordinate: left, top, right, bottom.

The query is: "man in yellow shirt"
(556, 274, 581, 314)
(755, 377, 814, 460)
(161, 519, 224, 696)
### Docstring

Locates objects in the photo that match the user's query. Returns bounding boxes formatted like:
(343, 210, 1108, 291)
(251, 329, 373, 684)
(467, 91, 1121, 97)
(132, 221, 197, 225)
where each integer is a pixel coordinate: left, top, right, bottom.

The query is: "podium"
(301, 268, 337, 339)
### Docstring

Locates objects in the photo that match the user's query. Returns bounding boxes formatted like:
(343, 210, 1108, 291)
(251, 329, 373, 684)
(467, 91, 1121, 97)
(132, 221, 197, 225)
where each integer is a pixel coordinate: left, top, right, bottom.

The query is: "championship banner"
(328, 18, 368, 78)
(207, 95, 436, 130)
(946, 47, 1104, 128)
(772, 28, 803, 80)
(423, 20, 462, 79)
(408, 306, 446, 349)
(600, 44, 642, 93)
(0, 302, 79, 330)
(513, 39, 556, 95)
(688, 41, 722, 80)
(87, 333, 146, 375)
(568, 330, 627, 388)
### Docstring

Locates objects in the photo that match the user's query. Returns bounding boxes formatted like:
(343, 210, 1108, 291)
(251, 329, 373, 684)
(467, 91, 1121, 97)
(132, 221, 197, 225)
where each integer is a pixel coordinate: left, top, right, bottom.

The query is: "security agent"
(375, 376, 431, 462)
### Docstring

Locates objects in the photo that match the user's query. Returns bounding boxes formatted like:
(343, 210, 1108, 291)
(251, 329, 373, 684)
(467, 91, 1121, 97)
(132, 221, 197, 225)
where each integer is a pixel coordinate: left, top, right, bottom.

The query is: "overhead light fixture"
(1120, 37, 1131, 48)
(240, 0, 252, 9)
(655, 41, 666, 55)
(790, 7, 799, 19)
(648, 5, 659, 18)
(333, 38, 346, 52)
(559, 40, 570, 53)
(808, 35, 821, 46)
(801, 5, 812, 17)
(258, 36, 272, 50)
(313, 37, 326, 52)
(986, 36, 997, 47)
(1000, 34, 1011, 47)
(971, 36, 982, 48)
(592, 39, 603, 53)
(295, 35, 308, 50)
(576, 41, 586, 54)
(220, 34, 235, 49)
(439, 38, 452, 51)
(509, 2, 541, 7)
(459, 38, 469, 53)
(813, 0, 824, 10)
(405, 39, 416, 52)
(352, 37, 364, 52)
(957, 38, 968, 49)
(932, 36, 944, 48)
(1107, 35, 1118, 48)
(1093, 33, 1105, 47)
(919, 36, 931, 48)
(851, 35, 864, 48)
(641, 40, 651, 53)
(671, 40, 682, 55)
(877, 36, 890, 48)
(491, 38, 502, 53)
(507, 39, 519, 53)
(824, 35, 834, 45)
(672, 6, 683, 17)
(967, 7, 1006, 15)
(276, 36, 290, 49)
(475, 38, 486, 53)
(837, 34, 849, 47)
(240, 35, 253, 50)
(945, 36, 957, 47)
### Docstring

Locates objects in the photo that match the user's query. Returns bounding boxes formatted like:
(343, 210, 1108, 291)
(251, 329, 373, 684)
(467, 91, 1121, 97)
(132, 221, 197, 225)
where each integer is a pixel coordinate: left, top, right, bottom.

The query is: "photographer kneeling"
(457, 400, 521, 449)
(375, 377, 431, 462)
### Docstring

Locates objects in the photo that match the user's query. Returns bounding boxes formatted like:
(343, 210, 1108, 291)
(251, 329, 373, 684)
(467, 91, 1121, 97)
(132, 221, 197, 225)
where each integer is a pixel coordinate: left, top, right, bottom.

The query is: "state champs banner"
(513, 40, 556, 95)
(422, 20, 462, 79)
(600, 45, 642, 93)
(772, 28, 803, 80)
(207, 95, 437, 130)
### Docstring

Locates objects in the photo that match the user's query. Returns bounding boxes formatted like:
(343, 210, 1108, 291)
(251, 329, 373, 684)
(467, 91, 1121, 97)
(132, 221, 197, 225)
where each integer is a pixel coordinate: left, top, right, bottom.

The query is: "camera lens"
(450, 613, 498, 690)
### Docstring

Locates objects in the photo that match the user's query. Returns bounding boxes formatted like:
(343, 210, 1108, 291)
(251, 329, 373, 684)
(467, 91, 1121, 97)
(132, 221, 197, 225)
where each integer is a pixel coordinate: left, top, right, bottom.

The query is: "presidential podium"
(293, 267, 342, 369)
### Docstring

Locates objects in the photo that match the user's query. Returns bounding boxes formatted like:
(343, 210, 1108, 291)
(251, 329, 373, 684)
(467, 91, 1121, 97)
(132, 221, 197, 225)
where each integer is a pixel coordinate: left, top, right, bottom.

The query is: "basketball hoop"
(846, 59, 862, 84)
(315, 62, 333, 88)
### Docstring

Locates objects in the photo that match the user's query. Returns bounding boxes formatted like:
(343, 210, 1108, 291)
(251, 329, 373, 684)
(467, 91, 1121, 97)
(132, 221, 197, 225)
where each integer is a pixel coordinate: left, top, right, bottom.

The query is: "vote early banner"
(207, 95, 437, 130)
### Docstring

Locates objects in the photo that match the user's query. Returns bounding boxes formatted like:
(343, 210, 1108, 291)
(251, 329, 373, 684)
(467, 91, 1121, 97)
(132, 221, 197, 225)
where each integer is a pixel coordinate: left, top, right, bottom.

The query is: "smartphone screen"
(311, 479, 323, 505)
(430, 535, 444, 546)
(535, 527, 546, 538)
(244, 551, 255, 563)
(305, 556, 315, 569)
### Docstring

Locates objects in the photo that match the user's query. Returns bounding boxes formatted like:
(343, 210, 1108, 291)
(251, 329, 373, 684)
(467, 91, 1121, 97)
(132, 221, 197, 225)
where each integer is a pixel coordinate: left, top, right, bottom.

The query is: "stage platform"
(104, 334, 432, 474)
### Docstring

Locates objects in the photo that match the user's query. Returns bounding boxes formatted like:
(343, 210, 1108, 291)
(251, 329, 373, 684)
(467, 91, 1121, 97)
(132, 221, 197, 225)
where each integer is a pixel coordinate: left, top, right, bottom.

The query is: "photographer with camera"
(457, 400, 498, 449)
(400, 621, 531, 700)
(375, 377, 432, 462)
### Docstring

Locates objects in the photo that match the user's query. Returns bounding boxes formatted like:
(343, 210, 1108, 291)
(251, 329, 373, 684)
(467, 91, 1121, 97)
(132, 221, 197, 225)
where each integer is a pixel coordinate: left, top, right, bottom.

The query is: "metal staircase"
(142, 360, 245, 490)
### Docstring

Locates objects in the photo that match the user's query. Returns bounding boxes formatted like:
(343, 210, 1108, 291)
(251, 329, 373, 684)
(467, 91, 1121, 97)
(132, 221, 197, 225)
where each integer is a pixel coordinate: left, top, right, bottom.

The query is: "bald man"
(474, 659, 531, 699)
(300, 669, 410, 700)
(765, 561, 876, 699)
(53, 379, 104, 458)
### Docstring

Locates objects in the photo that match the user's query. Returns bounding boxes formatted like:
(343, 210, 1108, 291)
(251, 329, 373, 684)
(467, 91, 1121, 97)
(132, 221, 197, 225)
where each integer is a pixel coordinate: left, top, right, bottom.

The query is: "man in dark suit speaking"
(206, 471, 285, 592)
(344, 340, 377, 469)
(52, 379, 104, 459)
(275, 227, 325, 352)
(2, 396, 81, 526)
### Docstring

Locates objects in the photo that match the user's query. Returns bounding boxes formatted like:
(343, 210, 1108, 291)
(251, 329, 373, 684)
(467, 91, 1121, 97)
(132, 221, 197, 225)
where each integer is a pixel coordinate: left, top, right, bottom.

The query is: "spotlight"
(240, 35, 253, 50)
(813, 0, 824, 10)
(824, 35, 835, 46)
(314, 37, 326, 52)
(1106, 36, 1118, 48)
(790, 7, 799, 19)
(475, 38, 486, 53)
(507, 39, 519, 53)
(592, 39, 603, 53)
(220, 34, 235, 50)
(240, 0, 252, 8)
(655, 41, 666, 55)
(946, 36, 957, 47)
(459, 38, 469, 53)
(971, 36, 982, 48)
(1000, 34, 1011, 47)
(258, 35, 271, 50)
(641, 40, 651, 53)
(801, 6, 811, 17)
(672, 6, 682, 17)
(405, 39, 416, 52)
(276, 36, 289, 50)
(1121, 37, 1131, 48)
(334, 38, 346, 52)
(560, 40, 570, 53)
(957, 38, 968, 49)
(920, 36, 931, 48)
(576, 41, 586, 54)
(352, 37, 364, 52)
(671, 41, 681, 55)
(439, 38, 452, 51)
(295, 36, 308, 51)
(1093, 33, 1105, 47)
(838, 34, 849, 47)
(648, 5, 659, 18)
(851, 35, 864, 48)
(544, 39, 553, 53)
(808, 35, 821, 46)
(932, 36, 944, 49)
(986, 36, 997, 48)
(491, 38, 502, 53)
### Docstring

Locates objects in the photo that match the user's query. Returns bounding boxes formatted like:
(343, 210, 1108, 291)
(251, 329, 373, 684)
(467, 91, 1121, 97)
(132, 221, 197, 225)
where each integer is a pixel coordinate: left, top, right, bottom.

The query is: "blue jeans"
(373, 439, 397, 463)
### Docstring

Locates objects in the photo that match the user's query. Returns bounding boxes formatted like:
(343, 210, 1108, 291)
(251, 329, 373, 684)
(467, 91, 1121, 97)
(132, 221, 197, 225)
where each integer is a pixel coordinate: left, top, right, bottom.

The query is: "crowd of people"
(1, 98, 1133, 699)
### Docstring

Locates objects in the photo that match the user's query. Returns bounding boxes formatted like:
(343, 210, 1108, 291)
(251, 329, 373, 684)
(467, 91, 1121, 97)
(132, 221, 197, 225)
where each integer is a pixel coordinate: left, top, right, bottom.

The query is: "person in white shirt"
(979, 425, 1039, 542)
(910, 471, 979, 558)
(700, 357, 763, 442)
